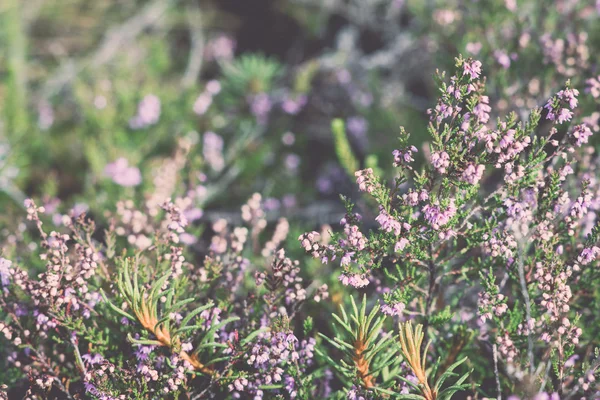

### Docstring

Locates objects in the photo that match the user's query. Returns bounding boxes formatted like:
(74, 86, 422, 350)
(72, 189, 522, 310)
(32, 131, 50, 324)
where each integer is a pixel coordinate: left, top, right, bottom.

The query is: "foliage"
(1, 0, 600, 399)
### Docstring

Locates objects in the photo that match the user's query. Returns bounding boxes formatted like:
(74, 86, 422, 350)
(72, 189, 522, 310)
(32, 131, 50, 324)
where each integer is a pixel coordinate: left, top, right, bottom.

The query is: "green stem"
(2, 0, 28, 140)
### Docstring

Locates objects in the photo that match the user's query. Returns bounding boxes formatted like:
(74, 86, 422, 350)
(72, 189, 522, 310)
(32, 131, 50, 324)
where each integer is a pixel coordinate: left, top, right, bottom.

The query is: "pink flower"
(473, 96, 491, 123)
(570, 124, 592, 147)
(129, 95, 161, 129)
(281, 94, 307, 115)
(104, 158, 142, 187)
(204, 35, 236, 62)
(340, 252, 355, 266)
(463, 59, 482, 80)
(249, 93, 272, 124)
(431, 151, 450, 174)
(381, 302, 405, 316)
(578, 246, 600, 266)
(461, 163, 485, 185)
(338, 272, 369, 288)
(395, 238, 409, 252)
(466, 42, 482, 55)
(423, 200, 457, 230)
(376, 208, 402, 236)
(544, 87, 579, 124)
(193, 92, 213, 115)
(393, 146, 418, 166)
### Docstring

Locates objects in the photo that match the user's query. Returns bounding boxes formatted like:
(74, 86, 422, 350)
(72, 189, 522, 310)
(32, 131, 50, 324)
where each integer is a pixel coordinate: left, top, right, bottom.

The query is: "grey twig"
(493, 343, 502, 400)
(42, 0, 173, 98)
(181, 2, 204, 88)
(517, 240, 535, 375)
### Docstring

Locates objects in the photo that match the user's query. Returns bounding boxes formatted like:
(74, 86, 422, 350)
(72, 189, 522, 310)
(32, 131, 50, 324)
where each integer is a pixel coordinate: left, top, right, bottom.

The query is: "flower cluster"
(129, 94, 161, 129)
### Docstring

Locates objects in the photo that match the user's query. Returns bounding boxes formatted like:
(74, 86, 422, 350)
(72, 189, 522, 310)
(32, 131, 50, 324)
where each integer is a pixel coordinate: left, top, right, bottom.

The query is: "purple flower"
(249, 93, 272, 124)
(282, 194, 297, 209)
(461, 163, 485, 185)
(570, 124, 592, 147)
(463, 59, 482, 80)
(393, 146, 418, 166)
(532, 393, 560, 400)
(193, 92, 213, 115)
(204, 35, 236, 62)
(72, 203, 89, 217)
(431, 151, 450, 174)
(134, 345, 155, 362)
(281, 94, 307, 115)
(179, 233, 197, 245)
(203, 131, 225, 172)
(381, 302, 405, 316)
(586, 75, 600, 98)
(494, 50, 512, 69)
(339, 273, 369, 288)
(473, 96, 491, 123)
(394, 238, 409, 252)
(282, 131, 296, 146)
(466, 42, 482, 55)
(376, 208, 403, 236)
(423, 200, 457, 230)
(285, 154, 301, 172)
(82, 353, 104, 365)
(557, 108, 573, 124)
(578, 246, 600, 266)
(545, 87, 579, 124)
(346, 116, 368, 138)
(284, 375, 297, 397)
(129, 94, 161, 129)
(184, 207, 204, 221)
(104, 158, 142, 187)
(340, 252, 355, 266)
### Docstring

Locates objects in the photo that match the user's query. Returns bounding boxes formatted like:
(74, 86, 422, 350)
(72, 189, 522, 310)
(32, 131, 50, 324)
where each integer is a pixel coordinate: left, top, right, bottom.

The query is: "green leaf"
(100, 289, 136, 321)
(240, 328, 269, 346)
(179, 302, 214, 329)
(434, 356, 468, 392)
(126, 333, 162, 347)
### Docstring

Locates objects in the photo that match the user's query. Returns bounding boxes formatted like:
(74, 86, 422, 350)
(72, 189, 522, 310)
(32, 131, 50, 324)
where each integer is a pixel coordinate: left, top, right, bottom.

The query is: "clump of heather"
(0, 138, 328, 399)
(3, 54, 600, 399)
(301, 57, 600, 398)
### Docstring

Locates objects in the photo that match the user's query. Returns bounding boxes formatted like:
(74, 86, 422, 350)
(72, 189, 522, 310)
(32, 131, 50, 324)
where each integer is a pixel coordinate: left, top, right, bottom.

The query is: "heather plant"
(0, 183, 328, 398)
(0, 109, 336, 397)
(4, 53, 600, 399)
(3, 1, 600, 399)
(300, 57, 600, 398)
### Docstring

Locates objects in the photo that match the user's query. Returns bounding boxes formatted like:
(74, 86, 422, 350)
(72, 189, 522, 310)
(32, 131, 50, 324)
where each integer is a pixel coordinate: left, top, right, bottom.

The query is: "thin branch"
(517, 241, 535, 375)
(181, 2, 204, 88)
(493, 343, 502, 400)
(422, 243, 437, 349)
(71, 335, 87, 377)
(42, 0, 174, 98)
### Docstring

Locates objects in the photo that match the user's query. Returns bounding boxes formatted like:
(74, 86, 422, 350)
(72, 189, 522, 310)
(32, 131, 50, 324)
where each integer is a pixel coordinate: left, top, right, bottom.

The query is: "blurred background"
(0, 0, 598, 229)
